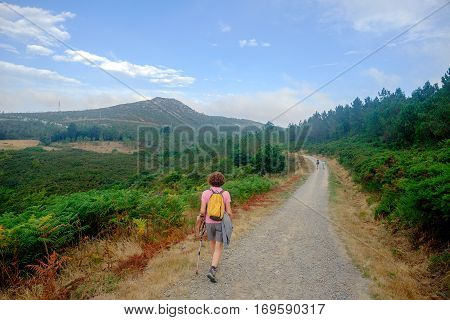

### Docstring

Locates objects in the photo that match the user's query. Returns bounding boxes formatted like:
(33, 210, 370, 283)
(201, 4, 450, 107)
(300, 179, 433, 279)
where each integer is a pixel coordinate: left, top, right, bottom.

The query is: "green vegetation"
(224, 175, 275, 203)
(290, 68, 449, 148)
(252, 144, 286, 174)
(0, 189, 185, 267)
(0, 119, 65, 141)
(294, 68, 450, 243)
(0, 135, 282, 283)
(308, 139, 449, 240)
(0, 148, 138, 214)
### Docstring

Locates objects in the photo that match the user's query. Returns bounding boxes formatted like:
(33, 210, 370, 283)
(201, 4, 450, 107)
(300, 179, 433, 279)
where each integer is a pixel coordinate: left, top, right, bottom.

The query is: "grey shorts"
(206, 223, 223, 242)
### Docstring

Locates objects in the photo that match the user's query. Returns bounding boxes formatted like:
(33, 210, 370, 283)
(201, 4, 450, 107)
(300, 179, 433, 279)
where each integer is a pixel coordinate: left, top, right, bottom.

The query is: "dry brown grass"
(0, 140, 39, 150)
(0, 139, 135, 153)
(67, 141, 135, 154)
(326, 158, 440, 299)
(0, 238, 143, 300)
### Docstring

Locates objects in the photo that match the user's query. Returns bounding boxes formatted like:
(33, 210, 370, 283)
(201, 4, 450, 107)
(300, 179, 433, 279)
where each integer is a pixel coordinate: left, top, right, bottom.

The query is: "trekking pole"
(195, 220, 206, 275)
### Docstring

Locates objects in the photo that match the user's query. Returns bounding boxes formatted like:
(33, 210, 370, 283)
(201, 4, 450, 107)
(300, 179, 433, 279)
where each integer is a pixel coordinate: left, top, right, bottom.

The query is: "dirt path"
(164, 156, 369, 299)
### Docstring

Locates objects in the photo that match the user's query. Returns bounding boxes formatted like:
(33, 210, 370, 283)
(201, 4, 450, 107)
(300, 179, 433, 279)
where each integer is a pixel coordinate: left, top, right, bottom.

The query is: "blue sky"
(0, 0, 449, 125)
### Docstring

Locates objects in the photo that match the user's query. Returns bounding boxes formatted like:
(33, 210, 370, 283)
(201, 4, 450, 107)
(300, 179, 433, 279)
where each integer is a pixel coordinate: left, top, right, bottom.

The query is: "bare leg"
(211, 241, 224, 268)
(209, 240, 216, 254)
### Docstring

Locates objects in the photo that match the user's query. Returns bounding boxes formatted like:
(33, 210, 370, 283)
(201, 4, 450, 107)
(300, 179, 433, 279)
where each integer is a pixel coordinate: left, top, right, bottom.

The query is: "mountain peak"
(151, 97, 178, 103)
(2, 97, 261, 129)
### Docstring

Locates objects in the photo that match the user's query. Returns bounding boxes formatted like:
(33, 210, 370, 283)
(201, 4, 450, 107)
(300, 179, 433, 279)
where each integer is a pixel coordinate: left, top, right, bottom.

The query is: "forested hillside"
(296, 69, 449, 146)
(0, 98, 260, 142)
(290, 68, 449, 242)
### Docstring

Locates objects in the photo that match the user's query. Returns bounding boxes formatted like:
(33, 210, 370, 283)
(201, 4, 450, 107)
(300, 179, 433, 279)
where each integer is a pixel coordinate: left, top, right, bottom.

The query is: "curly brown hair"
(207, 171, 225, 187)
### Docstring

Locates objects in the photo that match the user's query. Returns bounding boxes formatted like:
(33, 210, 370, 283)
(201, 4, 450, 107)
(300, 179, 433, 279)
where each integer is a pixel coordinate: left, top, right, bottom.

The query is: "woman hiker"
(199, 171, 233, 283)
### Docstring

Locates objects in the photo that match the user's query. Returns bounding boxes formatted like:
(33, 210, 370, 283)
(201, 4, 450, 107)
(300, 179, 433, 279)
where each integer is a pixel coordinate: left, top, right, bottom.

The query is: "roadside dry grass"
(326, 158, 442, 299)
(0, 140, 39, 150)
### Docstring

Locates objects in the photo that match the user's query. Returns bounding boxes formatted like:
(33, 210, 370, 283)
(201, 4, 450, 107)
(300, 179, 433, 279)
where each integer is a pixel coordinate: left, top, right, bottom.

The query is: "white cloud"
(323, 0, 450, 79)
(196, 84, 336, 126)
(308, 62, 338, 68)
(0, 61, 153, 113)
(0, 60, 80, 84)
(53, 49, 195, 86)
(365, 67, 401, 89)
(344, 49, 368, 55)
(219, 22, 231, 32)
(26, 44, 53, 56)
(321, 0, 449, 42)
(321, 0, 444, 32)
(239, 39, 256, 47)
(0, 42, 18, 54)
(0, 86, 146, 113)
(0, 2, 75, 46)
(54, 50, 193, 85)
(239, 39, 270, 48)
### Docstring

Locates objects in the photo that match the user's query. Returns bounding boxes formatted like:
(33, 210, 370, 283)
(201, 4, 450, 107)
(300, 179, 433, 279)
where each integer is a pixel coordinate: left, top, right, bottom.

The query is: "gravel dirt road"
(165, 156, 369, 299)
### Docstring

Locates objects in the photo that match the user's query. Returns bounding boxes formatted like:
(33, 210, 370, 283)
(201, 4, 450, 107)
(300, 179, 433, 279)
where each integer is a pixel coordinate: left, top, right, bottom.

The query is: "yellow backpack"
(207, 189, 225, 221)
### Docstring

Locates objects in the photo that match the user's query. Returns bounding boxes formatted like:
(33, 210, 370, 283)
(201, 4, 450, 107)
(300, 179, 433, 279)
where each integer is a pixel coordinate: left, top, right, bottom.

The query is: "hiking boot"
(207, 267, 217, 283)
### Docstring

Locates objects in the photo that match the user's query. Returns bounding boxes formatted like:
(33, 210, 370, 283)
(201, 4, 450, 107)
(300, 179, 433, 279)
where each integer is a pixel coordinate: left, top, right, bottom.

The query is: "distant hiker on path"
(199, 171, 233, 283)
(316, 159, 320, 169)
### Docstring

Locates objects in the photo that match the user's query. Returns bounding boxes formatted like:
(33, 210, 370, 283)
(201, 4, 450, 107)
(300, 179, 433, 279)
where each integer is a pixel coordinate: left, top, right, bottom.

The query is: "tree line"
(288, 68, 450, 148)
(298, 68, 449, 243)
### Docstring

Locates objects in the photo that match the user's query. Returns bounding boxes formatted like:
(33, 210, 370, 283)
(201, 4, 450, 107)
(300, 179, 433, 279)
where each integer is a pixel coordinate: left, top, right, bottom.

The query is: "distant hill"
(0, 98, 261, 141)
(1, 98, 260, 127)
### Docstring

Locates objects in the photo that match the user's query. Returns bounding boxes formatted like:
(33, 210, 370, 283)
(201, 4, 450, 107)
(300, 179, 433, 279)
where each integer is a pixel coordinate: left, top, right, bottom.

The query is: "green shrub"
(0, 148, 138, 214)
(252, 144, 286, 174)
(307, 138, 450, 241)
(224, 175, 276, 204)
(0, 189, 185, 267)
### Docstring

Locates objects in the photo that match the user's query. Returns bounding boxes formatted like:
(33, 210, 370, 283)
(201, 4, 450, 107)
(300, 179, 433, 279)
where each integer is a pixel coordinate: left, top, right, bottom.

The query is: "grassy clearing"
(0, 139, 135, 154)
(66, 141, 136, 154)
(326, 158, 447, 299)
(0, 140, 39, 150)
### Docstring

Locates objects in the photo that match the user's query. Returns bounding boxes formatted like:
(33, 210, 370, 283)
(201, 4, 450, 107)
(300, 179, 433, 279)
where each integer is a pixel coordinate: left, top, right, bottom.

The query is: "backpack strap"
(209, 188, 225, 195)
(207, 188, 214, 203)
